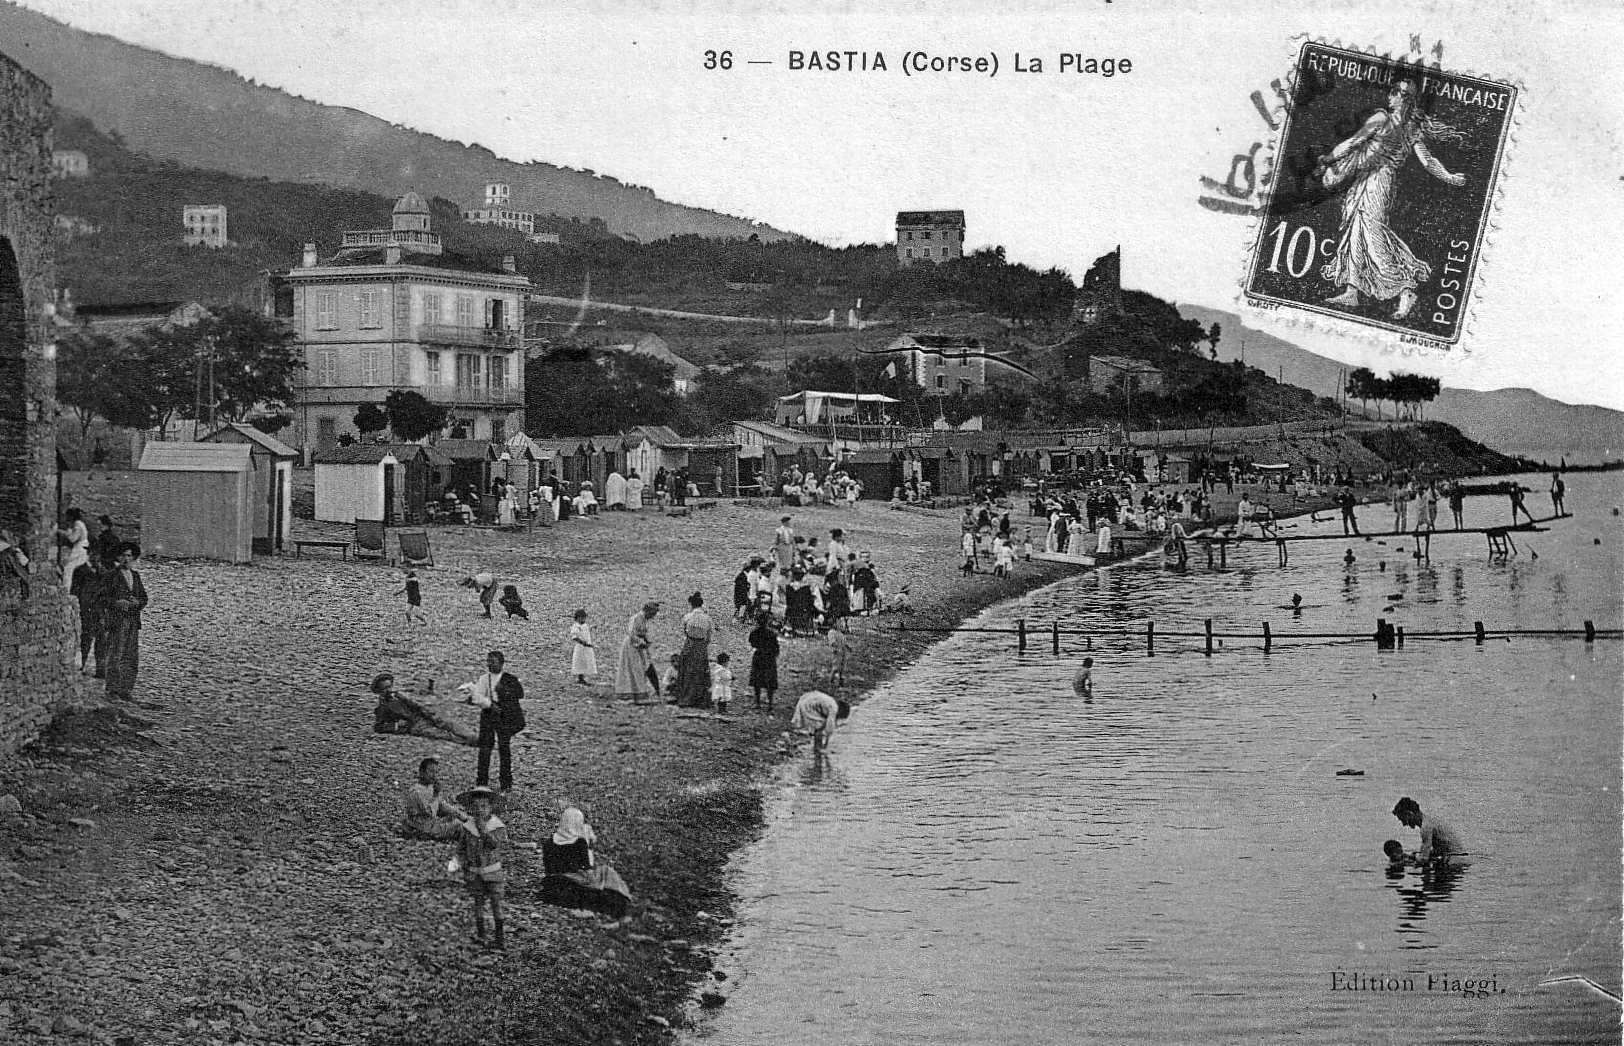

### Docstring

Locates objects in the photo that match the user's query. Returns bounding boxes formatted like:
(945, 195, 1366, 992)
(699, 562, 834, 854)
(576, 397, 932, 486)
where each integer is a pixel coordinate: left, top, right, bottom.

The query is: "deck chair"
(354, 519, 388, 563)
(397, 529, 434, 568)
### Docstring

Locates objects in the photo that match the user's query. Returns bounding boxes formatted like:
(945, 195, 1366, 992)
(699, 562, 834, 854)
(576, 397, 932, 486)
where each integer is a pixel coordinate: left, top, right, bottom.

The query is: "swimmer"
(1383, 839, 1412, 868)
(1343, 549, 1356, 567)
(1291, 593, 1303, 612)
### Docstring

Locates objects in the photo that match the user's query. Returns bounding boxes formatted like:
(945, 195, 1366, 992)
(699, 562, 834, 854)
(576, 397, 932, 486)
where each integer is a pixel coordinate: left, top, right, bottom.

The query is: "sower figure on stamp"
(1317, 80, 1469, 320)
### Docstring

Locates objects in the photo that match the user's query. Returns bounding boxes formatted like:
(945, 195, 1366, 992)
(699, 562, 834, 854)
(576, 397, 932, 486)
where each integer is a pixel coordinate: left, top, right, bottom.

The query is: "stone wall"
(0, 50, 83, 755)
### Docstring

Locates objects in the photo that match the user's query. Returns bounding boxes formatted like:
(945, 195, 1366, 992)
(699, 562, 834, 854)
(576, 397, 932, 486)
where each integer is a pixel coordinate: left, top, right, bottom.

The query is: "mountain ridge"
(1176, 302, 1624, 463)
(0, 1, 793, 243)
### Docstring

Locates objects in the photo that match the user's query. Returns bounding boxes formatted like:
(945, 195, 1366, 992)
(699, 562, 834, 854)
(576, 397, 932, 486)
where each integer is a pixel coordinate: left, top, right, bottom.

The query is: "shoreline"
(0, 487, 1071, 1045)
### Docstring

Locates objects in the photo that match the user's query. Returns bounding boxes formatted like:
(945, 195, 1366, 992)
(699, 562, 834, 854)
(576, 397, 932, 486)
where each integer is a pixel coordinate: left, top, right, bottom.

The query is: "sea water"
(695, 473, 1623, 1045)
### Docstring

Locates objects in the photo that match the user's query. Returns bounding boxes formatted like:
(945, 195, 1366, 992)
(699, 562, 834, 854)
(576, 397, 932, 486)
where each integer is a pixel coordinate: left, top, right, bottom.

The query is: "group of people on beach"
(36, 509, 151, 706)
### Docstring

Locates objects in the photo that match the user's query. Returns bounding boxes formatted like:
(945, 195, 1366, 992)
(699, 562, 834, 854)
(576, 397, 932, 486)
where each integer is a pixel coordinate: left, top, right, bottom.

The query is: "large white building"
(271, 192, 531, 453)
(464, 182, 536, 235)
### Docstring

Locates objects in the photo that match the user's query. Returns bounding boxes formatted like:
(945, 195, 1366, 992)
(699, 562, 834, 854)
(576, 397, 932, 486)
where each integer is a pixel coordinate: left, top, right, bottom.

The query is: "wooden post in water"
(1052, 620, 1061, 656)
(1375, 618, 1395, 650)
(1585, 620, 1596, 644)
(1204, 618, 1214, 657)
(1474, 621, 1486, 645)
(1146, 620, 1155, 657)
(1017, 618, 1027, 652)
(1396, 625, 1405, 649)
(1262, 621, 1272, 654)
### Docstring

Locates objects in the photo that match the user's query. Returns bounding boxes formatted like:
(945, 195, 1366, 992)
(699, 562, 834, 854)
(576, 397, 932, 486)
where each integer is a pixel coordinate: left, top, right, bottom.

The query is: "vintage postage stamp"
(1243, 42, 1518, 347)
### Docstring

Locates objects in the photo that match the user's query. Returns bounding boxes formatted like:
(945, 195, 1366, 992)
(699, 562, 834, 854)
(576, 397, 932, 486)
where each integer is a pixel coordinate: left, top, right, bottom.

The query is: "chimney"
(501, 254, 517, 273)
(385, 245, 402, 265)
(301, 243, 318, 268)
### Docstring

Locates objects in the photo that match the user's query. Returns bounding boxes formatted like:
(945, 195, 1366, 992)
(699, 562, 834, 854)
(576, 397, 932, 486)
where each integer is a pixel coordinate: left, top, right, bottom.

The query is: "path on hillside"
(527, 294, 833, 327)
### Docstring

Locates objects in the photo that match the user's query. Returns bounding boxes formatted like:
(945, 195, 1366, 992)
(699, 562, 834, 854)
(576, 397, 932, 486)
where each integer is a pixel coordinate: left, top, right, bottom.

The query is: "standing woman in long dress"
(613, 601, 661, 702)
(1317, 79, 1469, 320)
(569, 608, 598, 684)
(103, 542, 148, 703)
(673, 592, 714, 708)
(57, 508, 90, 587)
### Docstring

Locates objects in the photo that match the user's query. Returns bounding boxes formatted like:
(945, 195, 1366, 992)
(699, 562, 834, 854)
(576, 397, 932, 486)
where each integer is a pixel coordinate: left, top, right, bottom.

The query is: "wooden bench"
(293, 539, 350, 560)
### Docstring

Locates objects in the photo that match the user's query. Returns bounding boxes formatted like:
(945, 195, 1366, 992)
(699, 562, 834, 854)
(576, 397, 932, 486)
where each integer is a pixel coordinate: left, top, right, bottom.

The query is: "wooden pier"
(1188, 513, 1572, 566)
(896, 617, 1619, 658)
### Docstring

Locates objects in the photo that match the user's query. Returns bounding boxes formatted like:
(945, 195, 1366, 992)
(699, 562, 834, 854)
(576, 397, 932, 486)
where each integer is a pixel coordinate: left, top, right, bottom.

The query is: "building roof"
(432, 439, 497, 461)
(896, 210, 966, 226)
(733, 420, 830, 445)
(202, 422, 298, 458)
(1090, 355, 1162, 374)
(625, 425, 684, 446)
(904, 333, 982, 349)
(596, 334, 702, 381)
(316, 247, 518, 276)
(845, 449, 900, 464)
(778, 390, 900, 404)
(393, 191, 429, 214)
(314, 444, 403, 465)
(138, 441, 253, 473)
(525, 438, 590, 457)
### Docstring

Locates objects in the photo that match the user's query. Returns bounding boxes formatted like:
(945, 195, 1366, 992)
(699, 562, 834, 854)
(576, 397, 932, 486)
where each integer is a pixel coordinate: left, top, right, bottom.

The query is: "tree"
(353, 402, 389, 437)
(1207, 322, 1222, 361)
(250, 414, 293, 435)
(680, 367, 773, 433)
(191, 307, 305, 423)
(384, 390, 450, 442)
(1346, 367, 1377, 418)
(963, 383, 1031, 428)
(56, 330, 135, 438)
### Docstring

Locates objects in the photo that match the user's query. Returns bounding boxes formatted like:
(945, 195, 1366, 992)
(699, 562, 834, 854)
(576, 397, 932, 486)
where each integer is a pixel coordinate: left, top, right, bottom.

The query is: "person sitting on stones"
(371, 672, 477, 745)
(400, 756, 469, 840)
(539, 806, 633, 919)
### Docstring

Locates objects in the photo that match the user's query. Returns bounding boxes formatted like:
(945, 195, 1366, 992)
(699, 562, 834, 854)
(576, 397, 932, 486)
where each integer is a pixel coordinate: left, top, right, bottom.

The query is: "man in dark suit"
(472, 650, 526, 792)
(104, 542, 148, 702)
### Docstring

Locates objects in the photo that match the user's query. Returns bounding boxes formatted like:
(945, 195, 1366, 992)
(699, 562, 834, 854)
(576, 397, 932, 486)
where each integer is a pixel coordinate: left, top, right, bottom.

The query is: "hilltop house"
(1086, 355, 1163, 396)
(895, 210, 965, 267)
(880, 332, 1036, 397)
(268, 191, 531, 453)
(463, 183, 536, 235)
(183, 204, 229, 248)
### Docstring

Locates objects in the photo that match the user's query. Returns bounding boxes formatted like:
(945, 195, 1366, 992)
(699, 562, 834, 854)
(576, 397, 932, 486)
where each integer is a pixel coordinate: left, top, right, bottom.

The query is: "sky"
(18, 0, 1624, 409)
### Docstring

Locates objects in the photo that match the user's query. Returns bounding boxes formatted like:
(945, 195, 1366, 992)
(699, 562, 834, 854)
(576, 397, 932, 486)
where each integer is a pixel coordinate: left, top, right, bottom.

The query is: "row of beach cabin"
(130, 420, 1149, 560)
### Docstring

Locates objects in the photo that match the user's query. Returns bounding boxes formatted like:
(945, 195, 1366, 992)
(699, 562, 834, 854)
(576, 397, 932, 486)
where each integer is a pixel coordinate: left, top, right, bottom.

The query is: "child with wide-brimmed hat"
(453, 785, 509, 948)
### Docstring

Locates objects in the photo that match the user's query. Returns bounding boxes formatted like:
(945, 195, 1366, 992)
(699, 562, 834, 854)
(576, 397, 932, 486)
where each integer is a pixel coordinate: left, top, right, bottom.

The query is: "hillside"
(0, 1, 790, 243)
(1178, 303, 1624, 465)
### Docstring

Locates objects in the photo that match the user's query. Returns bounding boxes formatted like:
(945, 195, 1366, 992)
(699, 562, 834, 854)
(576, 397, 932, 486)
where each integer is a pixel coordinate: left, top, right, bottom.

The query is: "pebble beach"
(0, 475, 1070, 1045)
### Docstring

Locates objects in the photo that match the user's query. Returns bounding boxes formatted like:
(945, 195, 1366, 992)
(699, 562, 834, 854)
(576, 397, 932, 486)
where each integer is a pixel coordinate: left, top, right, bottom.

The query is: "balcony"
(340, 228, 442, 252)
(422, 383, 524, 406)
(416, 324, 521, 350)
(294, 383, 522, 407)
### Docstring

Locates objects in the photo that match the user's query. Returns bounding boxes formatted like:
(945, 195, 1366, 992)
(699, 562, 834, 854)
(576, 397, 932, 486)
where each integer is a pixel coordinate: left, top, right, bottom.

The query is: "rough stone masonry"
(0, 50, 83, 754)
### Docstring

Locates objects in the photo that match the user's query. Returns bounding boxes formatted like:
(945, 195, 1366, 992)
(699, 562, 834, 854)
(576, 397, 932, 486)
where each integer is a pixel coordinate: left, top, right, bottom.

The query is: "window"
(922, 230, 933, 240)
(960, 354, 970, 367)
(923, 247, 932, 258)
(959, 380, 972, 395)
(935, 375, 945, 389)
(905, 230, 913, 241)
(423, 292, 442, 325)
(315, 291, 337, 330)
(360, 349, 381, 385)
(318, 349, 339, 386)
(317, 417, 337, 444)
(358, 289, 381, 328)
(456, 296, 475, 327)
(490, 418, 506, 444)
(905, 248, 914, 258)
(425, 351, 442, 385)
(489, 356, 507, 389)
(456, 353, 481, 388)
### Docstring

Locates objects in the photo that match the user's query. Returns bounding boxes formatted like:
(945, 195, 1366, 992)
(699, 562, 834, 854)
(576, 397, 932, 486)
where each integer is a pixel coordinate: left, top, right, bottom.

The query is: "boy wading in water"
(455, 786, 508, 949)
(1072, 658, 1094, 702)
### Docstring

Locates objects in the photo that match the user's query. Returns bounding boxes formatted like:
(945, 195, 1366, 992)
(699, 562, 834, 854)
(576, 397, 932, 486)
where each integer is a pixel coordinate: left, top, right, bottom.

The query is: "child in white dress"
(569, 609, 597, 684)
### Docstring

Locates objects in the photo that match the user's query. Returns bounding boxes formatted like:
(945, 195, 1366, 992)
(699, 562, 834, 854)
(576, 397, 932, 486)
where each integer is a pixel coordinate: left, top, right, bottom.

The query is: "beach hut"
(432, 439, 495, 497)
(137, 442, 255, 562)
(906, 445, 965, 496)
(843, 449, 902, 499)
(684, 441, 742, 497)
(202, 423, 297, 553)
(313, 444, 434, 525)
(527, 438, 585, 487)
(587, 434, 627, 492)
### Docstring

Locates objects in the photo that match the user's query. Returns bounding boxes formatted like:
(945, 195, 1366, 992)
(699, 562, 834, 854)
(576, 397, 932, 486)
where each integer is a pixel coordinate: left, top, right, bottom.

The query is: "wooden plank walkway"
(1200, 513, 1570, 545)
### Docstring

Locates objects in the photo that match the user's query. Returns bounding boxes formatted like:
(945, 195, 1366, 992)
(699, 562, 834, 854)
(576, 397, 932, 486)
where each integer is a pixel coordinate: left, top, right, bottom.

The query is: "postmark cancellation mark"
(1244, 43, 1517, 346)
